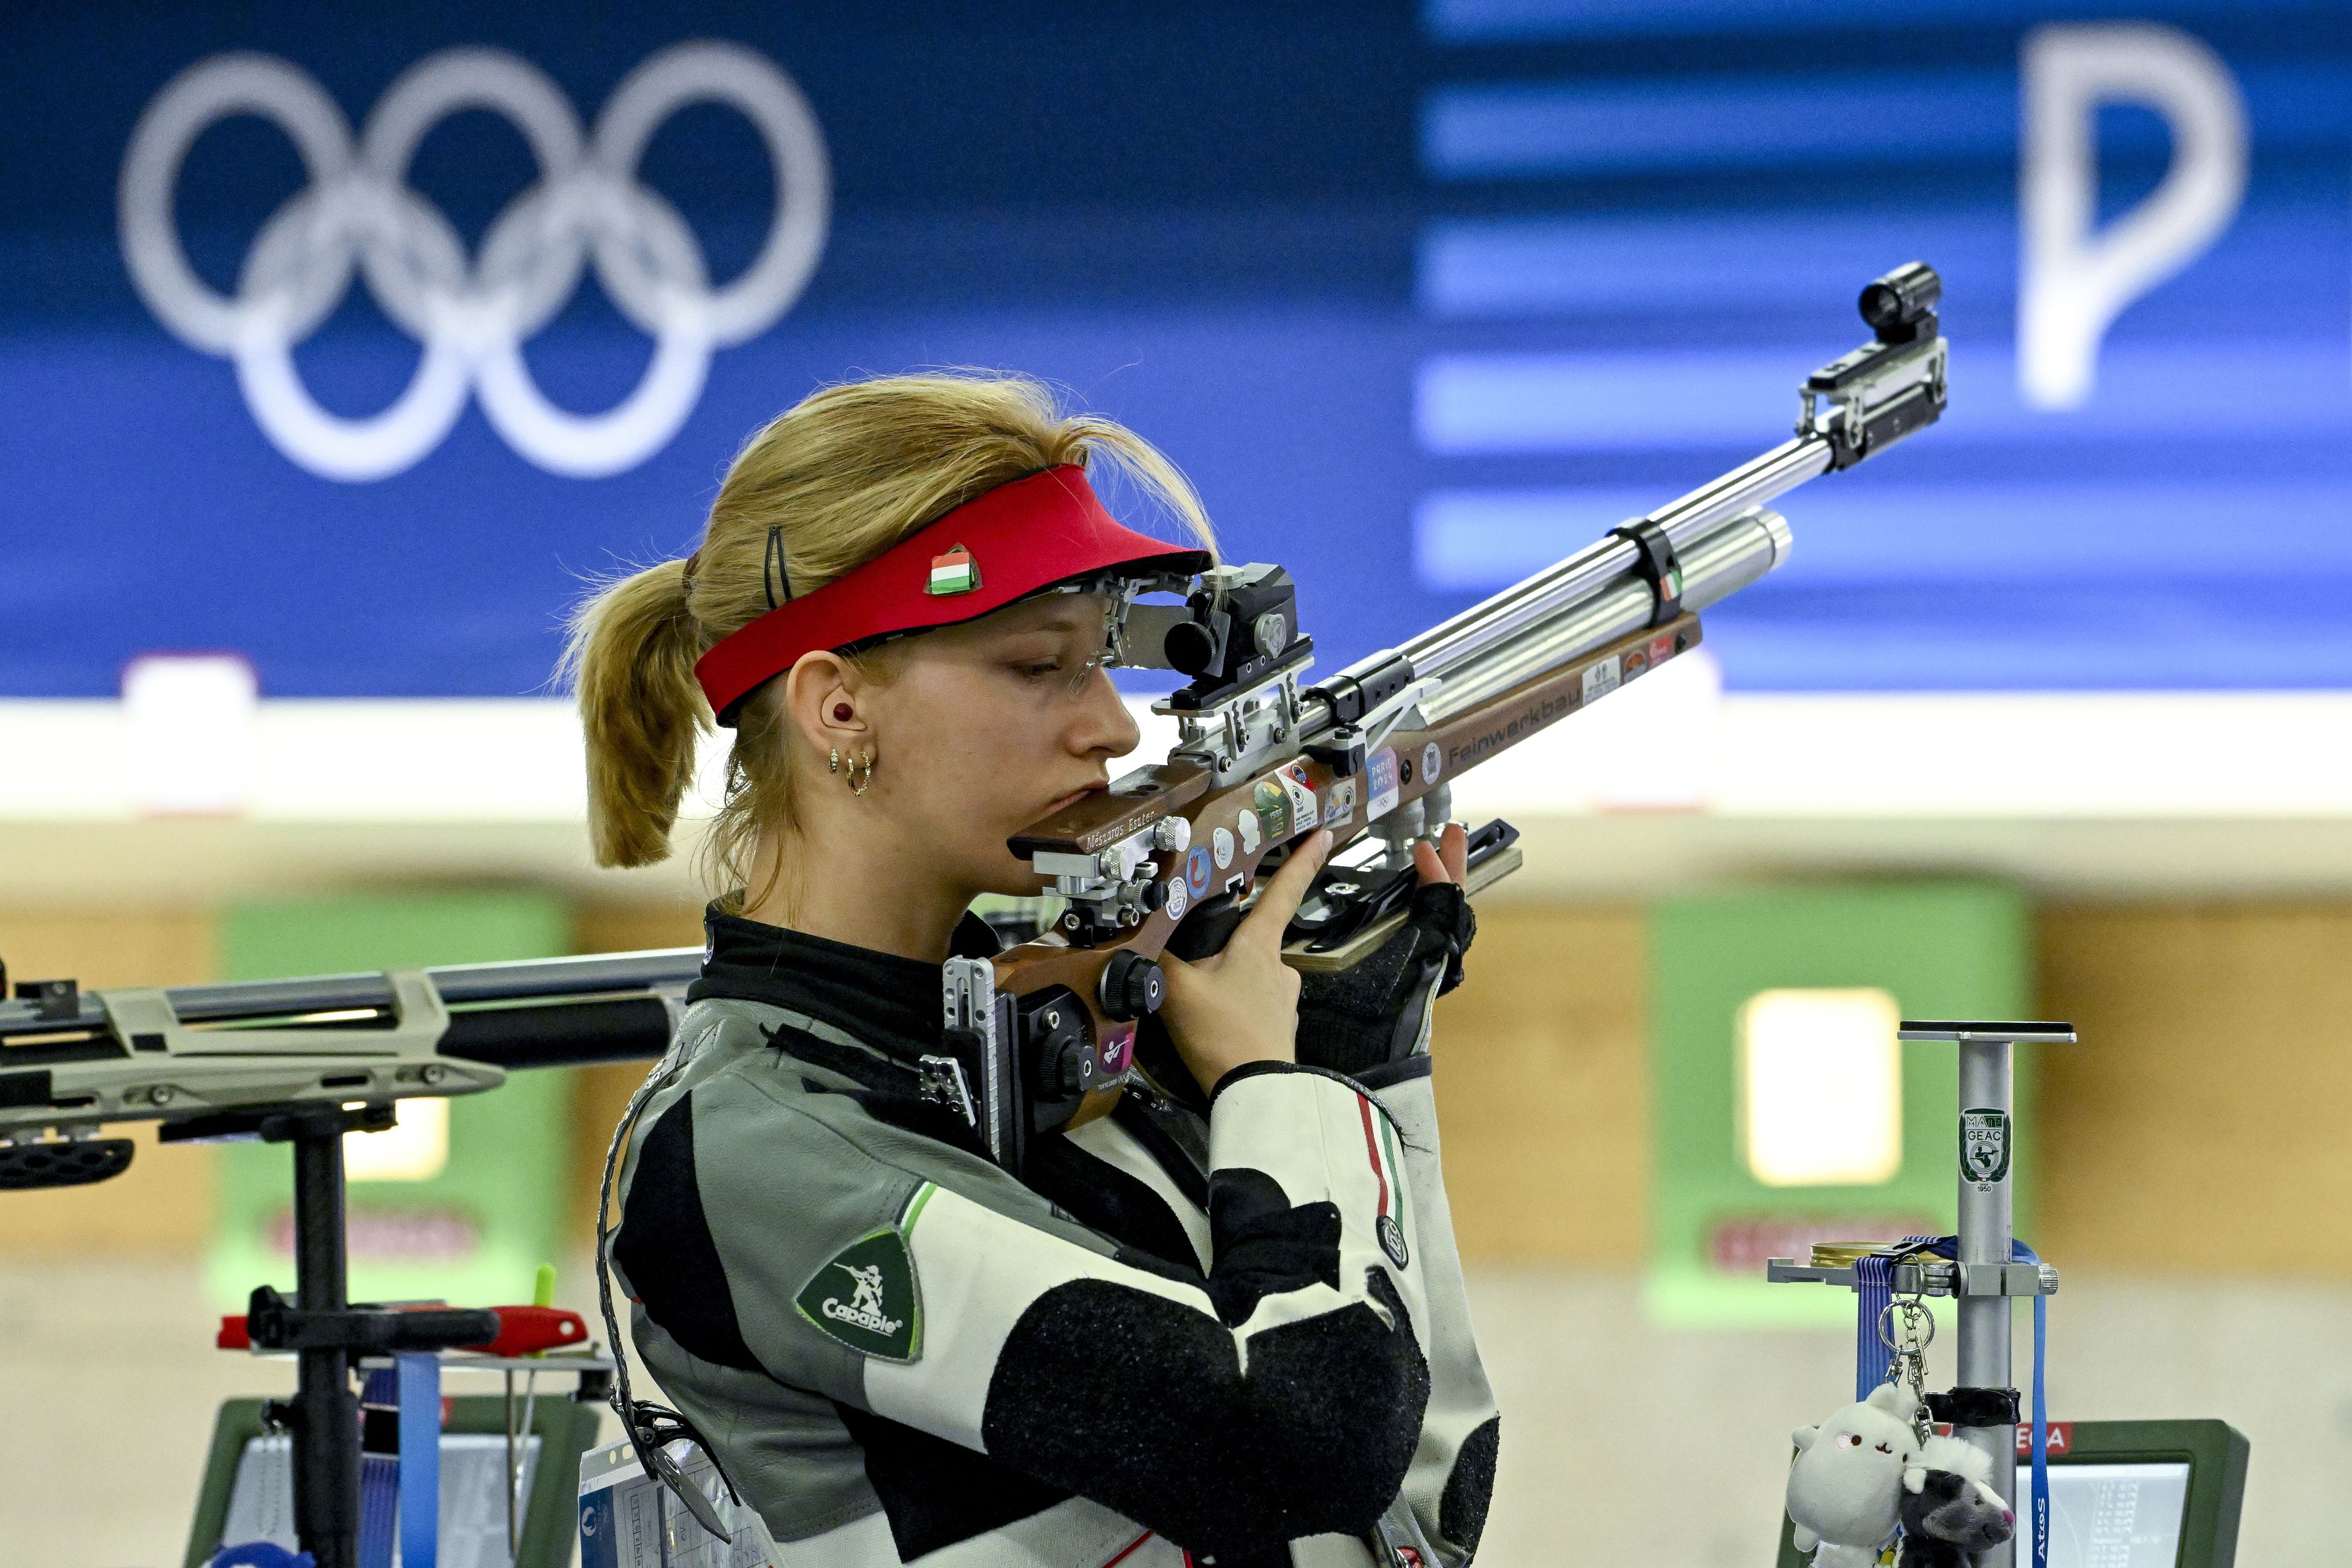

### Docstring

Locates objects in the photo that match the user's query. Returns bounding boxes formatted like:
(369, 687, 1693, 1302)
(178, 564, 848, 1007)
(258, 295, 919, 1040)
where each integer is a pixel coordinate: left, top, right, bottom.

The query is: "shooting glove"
(1294, 879, 1476, 1079)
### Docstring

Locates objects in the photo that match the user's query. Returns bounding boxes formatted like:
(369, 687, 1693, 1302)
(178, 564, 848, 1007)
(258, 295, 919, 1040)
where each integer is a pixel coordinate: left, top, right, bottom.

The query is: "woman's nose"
(1074, 668, 1140, 757)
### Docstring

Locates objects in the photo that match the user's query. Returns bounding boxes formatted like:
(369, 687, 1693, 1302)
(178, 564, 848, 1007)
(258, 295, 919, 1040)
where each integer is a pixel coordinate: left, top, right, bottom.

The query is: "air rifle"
(956, 258, 1949, 1158)
(0, 260, 1948, 1186)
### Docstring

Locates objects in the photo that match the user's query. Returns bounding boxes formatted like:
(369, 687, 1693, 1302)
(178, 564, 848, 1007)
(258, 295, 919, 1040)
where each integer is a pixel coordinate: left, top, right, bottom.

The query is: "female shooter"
(568, 373, 1499, 1568)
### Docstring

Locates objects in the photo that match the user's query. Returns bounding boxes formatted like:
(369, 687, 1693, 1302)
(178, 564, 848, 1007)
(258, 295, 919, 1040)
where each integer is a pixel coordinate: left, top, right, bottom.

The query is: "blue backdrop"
(2, 1, 2346, 699)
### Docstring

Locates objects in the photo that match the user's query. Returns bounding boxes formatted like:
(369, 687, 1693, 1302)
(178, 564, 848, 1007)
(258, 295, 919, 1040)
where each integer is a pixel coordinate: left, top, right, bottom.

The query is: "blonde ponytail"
(563, 557, 708, 869)
(562, 369, 1215, 896)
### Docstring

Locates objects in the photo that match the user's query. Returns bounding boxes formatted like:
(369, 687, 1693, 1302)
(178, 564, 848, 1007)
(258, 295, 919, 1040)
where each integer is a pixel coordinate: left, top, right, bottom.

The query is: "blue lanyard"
(1853, 1237, 2048, 1568)
(2019, 1240, 2049, 1568)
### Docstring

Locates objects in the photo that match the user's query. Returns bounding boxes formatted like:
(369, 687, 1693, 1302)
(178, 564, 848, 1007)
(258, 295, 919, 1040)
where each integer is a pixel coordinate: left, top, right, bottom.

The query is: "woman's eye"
(1017, 660, 1063, 680)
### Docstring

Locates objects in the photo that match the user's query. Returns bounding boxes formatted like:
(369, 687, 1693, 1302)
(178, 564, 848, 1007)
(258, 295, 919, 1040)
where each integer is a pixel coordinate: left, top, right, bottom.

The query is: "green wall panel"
(208, 891, 572, 1308)
(1648, 883, 2032, 1326)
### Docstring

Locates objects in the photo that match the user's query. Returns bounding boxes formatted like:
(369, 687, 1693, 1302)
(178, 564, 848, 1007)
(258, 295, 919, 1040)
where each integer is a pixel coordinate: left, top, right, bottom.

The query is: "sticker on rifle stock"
(1278, 763, 1318, 834)
(1237, 809, 1262, 856)
(1420, 742, 1442, 784)
(1253, 777, 1290, 840)
(1649, 632, 1675, 666)
(1366, 748, 1401, 820)
(1164, 874, 1189, 921)
(1623, 646, 1651, 679)
(1185, 844, 1213, 899)
(1212, 826, 1235, 869)
(1581, 654, 1623, 703)
(1322, 777, 1357, 828)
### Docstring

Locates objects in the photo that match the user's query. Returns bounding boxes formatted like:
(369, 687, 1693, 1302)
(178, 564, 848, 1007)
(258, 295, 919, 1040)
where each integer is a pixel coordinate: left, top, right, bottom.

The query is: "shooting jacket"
(610, 908, 1501, 1567)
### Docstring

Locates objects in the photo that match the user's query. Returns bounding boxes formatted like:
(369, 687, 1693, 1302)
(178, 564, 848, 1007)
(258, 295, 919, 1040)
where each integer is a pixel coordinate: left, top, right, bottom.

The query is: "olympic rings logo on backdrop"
(119, 43, 829, 482)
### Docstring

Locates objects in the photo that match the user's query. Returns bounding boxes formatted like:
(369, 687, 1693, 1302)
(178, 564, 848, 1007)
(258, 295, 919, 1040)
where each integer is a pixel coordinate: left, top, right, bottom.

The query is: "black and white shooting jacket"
(610, 908, 1501, 1567)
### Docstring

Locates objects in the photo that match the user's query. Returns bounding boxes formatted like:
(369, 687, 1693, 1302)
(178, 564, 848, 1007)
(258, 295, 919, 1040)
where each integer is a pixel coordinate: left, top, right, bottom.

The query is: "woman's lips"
(1042, 784, 1105, 816)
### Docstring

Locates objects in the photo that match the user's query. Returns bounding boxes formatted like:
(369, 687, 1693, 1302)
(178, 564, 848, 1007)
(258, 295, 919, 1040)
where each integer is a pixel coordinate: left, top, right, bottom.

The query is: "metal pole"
(505, 1366, 520, 1561)
(290, 1121, 361, 1568)
(1956, 1038, 2017, 1568)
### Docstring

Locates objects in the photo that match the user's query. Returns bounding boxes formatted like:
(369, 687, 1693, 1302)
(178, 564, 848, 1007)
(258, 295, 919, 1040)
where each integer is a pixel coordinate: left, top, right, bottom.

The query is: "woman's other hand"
(1412, 820, 1468, 886)
(1291, 821, 1477, 1077)
(1157, 829, 1333, 1097)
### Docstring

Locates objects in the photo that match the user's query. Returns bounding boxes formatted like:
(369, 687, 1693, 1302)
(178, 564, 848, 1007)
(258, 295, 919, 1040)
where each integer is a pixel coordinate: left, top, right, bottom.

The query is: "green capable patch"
(795, 1207, 925, 1362)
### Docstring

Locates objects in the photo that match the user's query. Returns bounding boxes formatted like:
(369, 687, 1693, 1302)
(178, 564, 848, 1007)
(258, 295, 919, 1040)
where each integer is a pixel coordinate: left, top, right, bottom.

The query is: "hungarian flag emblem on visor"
(925, 545, 981, 595)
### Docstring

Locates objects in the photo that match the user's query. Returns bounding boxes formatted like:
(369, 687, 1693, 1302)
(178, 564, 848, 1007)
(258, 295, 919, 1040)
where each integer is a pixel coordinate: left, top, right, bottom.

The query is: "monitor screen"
(218, 1433, 542, 1568)
(2048, 1460, 2192, 1568)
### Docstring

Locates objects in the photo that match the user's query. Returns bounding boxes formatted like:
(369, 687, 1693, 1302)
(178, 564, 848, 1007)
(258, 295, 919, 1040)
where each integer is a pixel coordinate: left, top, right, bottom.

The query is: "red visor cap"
(694, 465, 1208, 726)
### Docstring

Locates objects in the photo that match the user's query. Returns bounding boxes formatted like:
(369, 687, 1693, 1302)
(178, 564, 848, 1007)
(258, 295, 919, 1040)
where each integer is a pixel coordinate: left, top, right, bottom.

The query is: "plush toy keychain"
(1896, 1436, 2015, 1568)
(1785, 1382, 1924, 1561)
(1786, 1292, 2017, 1568)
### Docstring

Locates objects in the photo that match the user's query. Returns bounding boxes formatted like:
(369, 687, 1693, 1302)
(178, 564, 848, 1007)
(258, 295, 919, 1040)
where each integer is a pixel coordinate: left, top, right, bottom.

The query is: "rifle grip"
(1164, 895, 1246, 962)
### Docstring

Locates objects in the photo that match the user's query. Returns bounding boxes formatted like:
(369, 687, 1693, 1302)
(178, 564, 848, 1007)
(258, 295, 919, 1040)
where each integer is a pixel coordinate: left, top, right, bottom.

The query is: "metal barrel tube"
(1, 947, 703, 1044)
(1370, 432, 1829, 693)
(163, 948, 701, 1018)
(1420, 504, 1790, 724)
(1637, 434, 1831, 551)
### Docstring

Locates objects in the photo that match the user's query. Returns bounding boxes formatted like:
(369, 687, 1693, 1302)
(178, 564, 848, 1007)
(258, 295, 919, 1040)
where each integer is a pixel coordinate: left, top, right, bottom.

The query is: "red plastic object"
(215, 1303, 587, 1355)
(475, 1305, 589, 1356)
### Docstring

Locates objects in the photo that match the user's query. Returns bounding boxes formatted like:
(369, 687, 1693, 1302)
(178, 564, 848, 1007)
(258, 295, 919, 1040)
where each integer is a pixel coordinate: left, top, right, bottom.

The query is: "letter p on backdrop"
(2019, 23, 2247, 410)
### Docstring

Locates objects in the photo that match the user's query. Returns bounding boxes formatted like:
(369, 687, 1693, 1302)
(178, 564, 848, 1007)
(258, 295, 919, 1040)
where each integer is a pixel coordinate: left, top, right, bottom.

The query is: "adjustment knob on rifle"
(1098, 951, 1166, 1022)
(1029, 998, 1097, 1098)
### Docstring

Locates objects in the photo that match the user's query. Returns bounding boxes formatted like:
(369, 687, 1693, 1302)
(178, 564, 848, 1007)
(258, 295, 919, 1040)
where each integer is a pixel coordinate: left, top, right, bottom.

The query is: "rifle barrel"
(1309, 432, 1828, 740)
(1422, 503, 1790, 725)
(1397, 435, 1828, 689)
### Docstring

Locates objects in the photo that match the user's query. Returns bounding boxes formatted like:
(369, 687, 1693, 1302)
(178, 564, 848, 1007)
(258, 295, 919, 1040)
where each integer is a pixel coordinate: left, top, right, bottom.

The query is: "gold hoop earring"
(846, 748, 876, 796)
(829, 746, 840, 774)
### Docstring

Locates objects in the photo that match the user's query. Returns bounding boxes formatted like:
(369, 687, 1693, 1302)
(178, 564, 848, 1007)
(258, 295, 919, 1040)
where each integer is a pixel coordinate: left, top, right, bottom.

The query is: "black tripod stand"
(202, 1105, 501, 1568)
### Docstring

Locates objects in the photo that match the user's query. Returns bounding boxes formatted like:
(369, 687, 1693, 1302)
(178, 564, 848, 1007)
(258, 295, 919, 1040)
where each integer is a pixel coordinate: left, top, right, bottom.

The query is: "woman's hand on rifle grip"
(1156, 828, 1333, 1097)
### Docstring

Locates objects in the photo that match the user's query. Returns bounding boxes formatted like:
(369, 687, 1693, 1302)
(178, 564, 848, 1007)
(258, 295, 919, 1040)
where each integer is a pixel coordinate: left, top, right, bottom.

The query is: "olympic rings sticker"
(119, 43, 830, 481)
